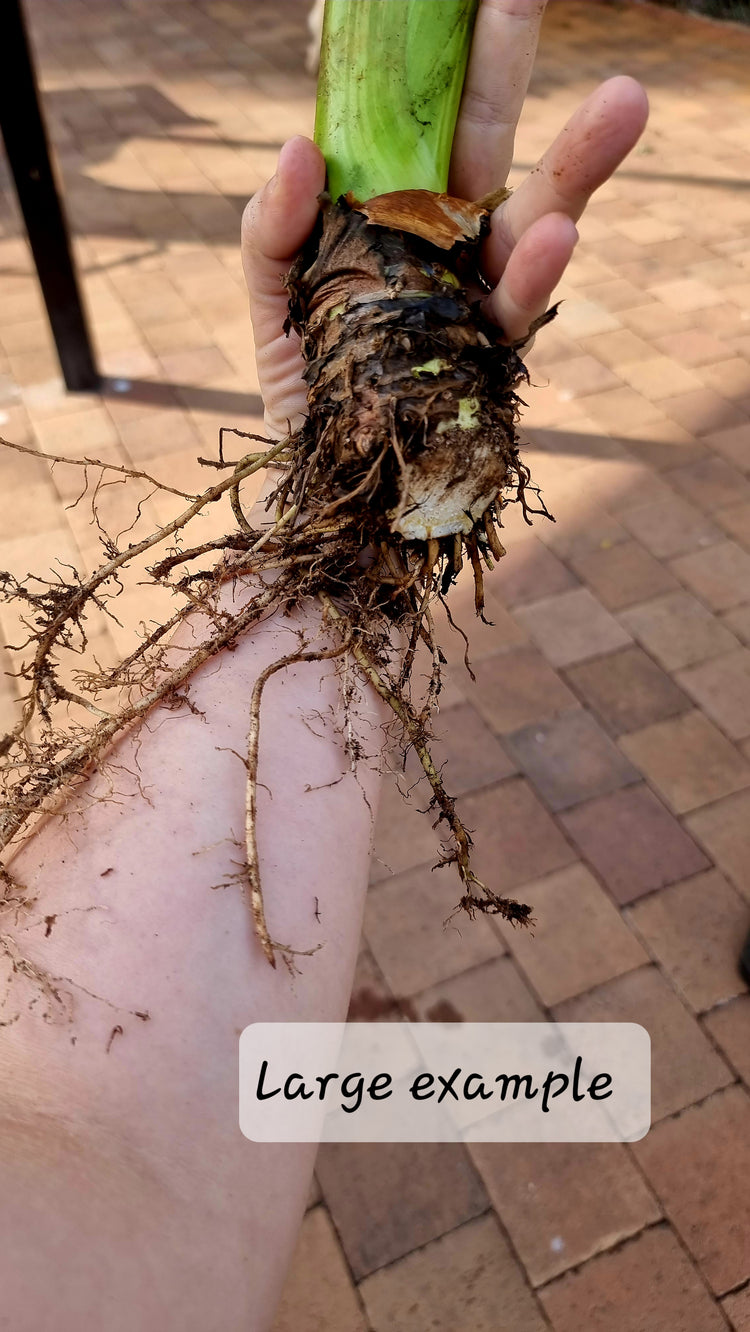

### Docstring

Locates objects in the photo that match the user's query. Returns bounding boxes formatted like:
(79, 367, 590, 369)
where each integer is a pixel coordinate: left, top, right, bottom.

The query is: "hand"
(241, 0, 648, 439)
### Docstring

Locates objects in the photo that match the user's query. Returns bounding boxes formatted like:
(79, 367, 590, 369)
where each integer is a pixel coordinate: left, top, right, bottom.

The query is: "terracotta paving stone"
(620, 303, 689, 339)
(724, 605, 750, 646)
(633, 1086, 750, 1296)
(717, 502, 750, 546)
(669, 457, 750, 513)
(671, 541, 750, 613)
(569, 540, 678, 611)
(557, 458, 675, 518)
(649, 279, 723, 313)
(619, 591, 740, 671)
(430, 585, 529, 670)
(116, 408, 202, 461)
(370, 765, 445, 883)
(488, 538, 577, 609)
(579, 328, 653, 369)
(546, 354, 622, 398)
(578, 277, 649, 313)
(315, 1142, 488, 1280)
(536, 502, 630, 564)
(686, 790, 750, 903)
(554, 299, 621, 339)
(470, 646, 579, 735)
(621, 419, 708, 473)
(565, 645, 691, 737)
(723, 1287, 750, 1332)
(427, 703, 516, 796)
(618, 493, 722, 559)
(359, 1213, 547, 1332)
(271, 1207, 367, 1332)
(364, 863, 503, 998)
(539, 1225, 727, 1332)
(560, 784, 709, 906)
(573, 386, 665, 433)
(616, 355, 702, 401)
(620, 710, 750, 815)
(662, 389, 749, 439)
(494, 863, 646, 1005)
(513, 588, 632, 668)
(699, 357, 750, 403)
(471, 1141, 660, 1288)
(457, 778, 576, 898)
(703, 996, 750, 1087)
(627, 870, 749, 1013)
(405, 955, 544, 1024)
(676, 650, 750, 742)
(347, 946, 401, 1023)
(656, 328, 733, 367)
(555, 967, 732, 1123)
(703, 424, 750, 473)
(503, 710, 639, 812)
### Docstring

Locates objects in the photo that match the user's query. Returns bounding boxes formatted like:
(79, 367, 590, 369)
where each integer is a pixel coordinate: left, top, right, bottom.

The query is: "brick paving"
(1, 0, 749, 1326)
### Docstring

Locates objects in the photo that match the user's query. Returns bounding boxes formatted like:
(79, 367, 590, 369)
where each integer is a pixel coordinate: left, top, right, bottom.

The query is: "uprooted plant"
(0, 0, 556, 968)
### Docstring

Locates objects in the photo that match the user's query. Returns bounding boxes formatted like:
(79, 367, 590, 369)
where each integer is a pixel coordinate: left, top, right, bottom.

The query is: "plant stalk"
(314, 0, 479, 201)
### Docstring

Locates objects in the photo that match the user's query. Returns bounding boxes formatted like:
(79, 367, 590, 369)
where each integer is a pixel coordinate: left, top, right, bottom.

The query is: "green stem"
(314, 0, 479, 201)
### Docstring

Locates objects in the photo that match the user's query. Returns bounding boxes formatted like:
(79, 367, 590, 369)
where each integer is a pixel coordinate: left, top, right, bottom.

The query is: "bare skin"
(0, 3, 647, 1327)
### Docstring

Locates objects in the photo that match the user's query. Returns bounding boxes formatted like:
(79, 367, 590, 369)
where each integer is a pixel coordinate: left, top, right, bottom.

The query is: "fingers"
(449, 0, 548, 201)
(483, 211, 578, 344)
(484, 75, 649, 282)
(241, 136, 326, 436)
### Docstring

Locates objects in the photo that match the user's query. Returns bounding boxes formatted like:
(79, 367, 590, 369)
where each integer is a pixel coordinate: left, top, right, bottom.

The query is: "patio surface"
(1, 0, 750, 1328)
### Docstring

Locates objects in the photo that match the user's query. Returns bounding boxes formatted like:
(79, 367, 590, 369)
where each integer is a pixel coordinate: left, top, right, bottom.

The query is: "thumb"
(241, 136, 326, 436)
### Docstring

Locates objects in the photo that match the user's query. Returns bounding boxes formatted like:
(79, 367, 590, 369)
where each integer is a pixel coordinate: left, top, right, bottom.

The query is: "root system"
(0, 187, 554, 968)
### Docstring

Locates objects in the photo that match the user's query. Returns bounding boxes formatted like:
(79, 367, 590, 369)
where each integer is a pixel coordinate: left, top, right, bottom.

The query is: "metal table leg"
(0, 0, 99, 391)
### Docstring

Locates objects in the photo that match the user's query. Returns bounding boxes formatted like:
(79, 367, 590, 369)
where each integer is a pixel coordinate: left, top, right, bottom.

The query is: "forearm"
(0, 578, 387, 1331)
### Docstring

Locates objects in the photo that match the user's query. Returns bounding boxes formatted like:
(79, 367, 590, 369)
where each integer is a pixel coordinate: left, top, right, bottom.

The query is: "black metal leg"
(0, 0, 99, 391)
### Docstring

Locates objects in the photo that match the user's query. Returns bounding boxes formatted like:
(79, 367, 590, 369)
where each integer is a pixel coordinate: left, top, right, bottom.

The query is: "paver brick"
(494, 862, 647, 1005)
(315, 1142, 488, 1280)
(272, 1207, 367, 1332)
(703, 995, 750, 1086)
(620, 591, 740, 670)
(724, 1286, 750, 1332)
(633, 1086, 750, 1296)
(359, 1213, 547, 1332)
(627, 869, 749, 1012)
(620, 710, 750, 814)
(540, 1225, 727, 1332)
(569, 540, 678, 610)
(555, 967, 732, 1122)
(565, 645, 691, 736)
(619, 493, 722, 559)
(427, 703, 516, 796)
(669, 456, 750, 511)
(470, 647, 578, 734)
(405, 956, 544, 1024)
(489, 538, 576, 608)
(671, 541, 750, 613)
(561, 784, 709, 904)
(470, 1141, 660, 1288)
(676, 649, 750, 741)
(514, 588, 632, 668)
(686, 789, 750, 902)
(365, 862, 503, 998)
(504, 709, 639, 812)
